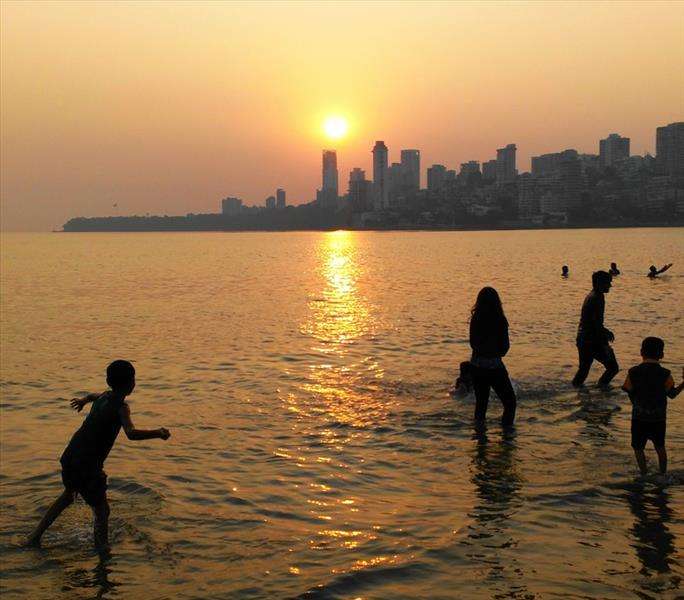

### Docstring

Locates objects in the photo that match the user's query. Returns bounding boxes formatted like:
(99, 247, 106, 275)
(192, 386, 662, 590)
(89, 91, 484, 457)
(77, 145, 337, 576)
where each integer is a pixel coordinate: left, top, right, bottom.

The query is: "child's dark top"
(60, 391, 124, 469)
(624, 363, 671, 423)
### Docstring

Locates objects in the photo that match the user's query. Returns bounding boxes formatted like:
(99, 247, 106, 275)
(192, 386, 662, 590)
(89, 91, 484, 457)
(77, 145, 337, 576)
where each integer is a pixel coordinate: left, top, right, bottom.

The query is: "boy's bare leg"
(92, 498, 110, 548)
(25, 489, 74, 546)
(633, 449, 648, 476)
(654, 446, 667, 475)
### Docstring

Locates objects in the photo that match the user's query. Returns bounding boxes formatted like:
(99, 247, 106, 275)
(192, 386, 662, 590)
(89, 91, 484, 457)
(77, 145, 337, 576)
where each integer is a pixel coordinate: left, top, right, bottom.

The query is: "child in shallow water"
(450, 361, 474, 398)
(26, 360, 170, 548)
(621, 337, 683, 478)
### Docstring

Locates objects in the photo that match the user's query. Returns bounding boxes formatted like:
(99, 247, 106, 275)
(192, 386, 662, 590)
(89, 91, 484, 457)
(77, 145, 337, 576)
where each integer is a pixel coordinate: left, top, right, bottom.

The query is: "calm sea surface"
(1, 229, 683, 599)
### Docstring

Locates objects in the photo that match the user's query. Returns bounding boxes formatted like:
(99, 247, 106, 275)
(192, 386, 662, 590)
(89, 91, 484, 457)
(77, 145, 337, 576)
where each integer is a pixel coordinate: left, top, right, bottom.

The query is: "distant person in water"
(622, 337, 683, 477)
(469, 287, 516, 427)
(609, 262, 620, 276)
(572, 270, 619, 389)
(648, 263, 673, 278)
(26, 360, 171, 548)
(562, 265, 569, 277)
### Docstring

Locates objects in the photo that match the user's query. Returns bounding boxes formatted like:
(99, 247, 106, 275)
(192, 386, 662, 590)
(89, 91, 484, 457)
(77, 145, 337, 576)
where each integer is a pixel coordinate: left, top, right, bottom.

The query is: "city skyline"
(2, 1, 684, 230)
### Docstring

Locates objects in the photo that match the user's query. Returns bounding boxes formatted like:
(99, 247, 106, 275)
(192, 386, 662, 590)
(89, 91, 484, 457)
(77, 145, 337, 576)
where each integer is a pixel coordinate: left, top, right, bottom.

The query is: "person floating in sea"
(25, 360, 171, 548)
(562, 265, 569, 278)
(622, 337, 683, 478)
(609, 262, 620, 276)
(571, 270, 619, 389)
(469, 287, 516, 427)
(648, 263, 673, 278)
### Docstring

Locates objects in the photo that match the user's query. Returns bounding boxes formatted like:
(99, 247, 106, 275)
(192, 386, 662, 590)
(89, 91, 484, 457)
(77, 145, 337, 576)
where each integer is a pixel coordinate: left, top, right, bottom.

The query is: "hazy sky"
(2, 1, 683, 230)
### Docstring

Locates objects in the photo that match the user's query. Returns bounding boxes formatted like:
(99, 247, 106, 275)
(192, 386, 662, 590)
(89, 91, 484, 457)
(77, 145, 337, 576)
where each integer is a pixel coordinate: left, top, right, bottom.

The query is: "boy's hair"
(592, 270, 611, 288)
(106, 360, 135, 390)
(641, 337, 664, 360)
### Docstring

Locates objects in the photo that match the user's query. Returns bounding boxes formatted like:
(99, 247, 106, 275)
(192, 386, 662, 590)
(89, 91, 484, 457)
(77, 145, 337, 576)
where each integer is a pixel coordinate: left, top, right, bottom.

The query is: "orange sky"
(1, 0, 683, 230)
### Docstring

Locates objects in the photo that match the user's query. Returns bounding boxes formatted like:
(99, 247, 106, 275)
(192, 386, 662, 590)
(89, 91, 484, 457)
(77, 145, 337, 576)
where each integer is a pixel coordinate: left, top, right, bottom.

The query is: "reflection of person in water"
(648, 263, 673, 278)
(572, 271, 619, 389)
(626, 487, 675, 575)
(469, 287, 516, 427)
(562, 265, 569, 278)
(609, 262, 620, 276)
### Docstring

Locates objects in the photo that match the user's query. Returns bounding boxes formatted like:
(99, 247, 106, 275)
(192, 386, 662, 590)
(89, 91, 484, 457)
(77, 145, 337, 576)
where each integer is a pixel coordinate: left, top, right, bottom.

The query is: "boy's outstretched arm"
(70, 392, 101, 412)
(119, 403, 171, 441)
(666, 368, 684, 399)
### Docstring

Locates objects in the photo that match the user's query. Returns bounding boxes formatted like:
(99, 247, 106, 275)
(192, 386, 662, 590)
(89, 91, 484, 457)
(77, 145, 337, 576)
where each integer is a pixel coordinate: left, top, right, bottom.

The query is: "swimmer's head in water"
(107, 360, 136, 394)
(471, 286, 506, 322)
(649, 265, 657, 273)
(641, 336, 664, 360)
(592, 270, 612, 292)
(610, 262, 617, 269)
(562, 265, 569, 275)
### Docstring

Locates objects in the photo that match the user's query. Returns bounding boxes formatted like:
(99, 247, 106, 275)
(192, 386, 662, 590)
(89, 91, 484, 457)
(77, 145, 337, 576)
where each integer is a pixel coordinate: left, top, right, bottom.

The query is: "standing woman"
(469, 287, 516, 427)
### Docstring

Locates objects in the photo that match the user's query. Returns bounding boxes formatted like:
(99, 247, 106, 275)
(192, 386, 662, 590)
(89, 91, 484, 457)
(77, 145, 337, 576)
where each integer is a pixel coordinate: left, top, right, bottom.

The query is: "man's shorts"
(61, 459, 107, 507)
(631, 419, 666, 450)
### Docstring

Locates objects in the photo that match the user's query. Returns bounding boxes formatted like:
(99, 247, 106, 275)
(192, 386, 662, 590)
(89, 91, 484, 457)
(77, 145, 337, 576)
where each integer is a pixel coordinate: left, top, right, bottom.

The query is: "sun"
(323, 116, 349, 140)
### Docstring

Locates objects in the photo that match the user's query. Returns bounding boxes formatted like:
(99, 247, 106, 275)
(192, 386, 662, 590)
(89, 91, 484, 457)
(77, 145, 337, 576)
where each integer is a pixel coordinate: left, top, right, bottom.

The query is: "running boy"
(622, 337, 683, 477)
(26, 360, 170, 547)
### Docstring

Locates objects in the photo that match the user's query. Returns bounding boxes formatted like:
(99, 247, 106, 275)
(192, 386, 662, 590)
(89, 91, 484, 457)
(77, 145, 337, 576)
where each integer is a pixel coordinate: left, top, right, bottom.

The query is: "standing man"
(572, 271, 619, 389)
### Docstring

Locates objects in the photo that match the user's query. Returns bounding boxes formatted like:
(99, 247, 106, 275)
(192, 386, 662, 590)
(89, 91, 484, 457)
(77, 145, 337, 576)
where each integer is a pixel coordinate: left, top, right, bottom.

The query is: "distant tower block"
(372, 141, 389, 210)
(276, 188, 286, 209)
(496, 144, 517, 184)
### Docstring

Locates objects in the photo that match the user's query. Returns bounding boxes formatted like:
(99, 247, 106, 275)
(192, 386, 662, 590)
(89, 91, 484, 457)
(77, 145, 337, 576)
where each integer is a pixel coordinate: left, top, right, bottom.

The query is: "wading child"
(26, 360, 170, 547)
(621, 337, 683, 477)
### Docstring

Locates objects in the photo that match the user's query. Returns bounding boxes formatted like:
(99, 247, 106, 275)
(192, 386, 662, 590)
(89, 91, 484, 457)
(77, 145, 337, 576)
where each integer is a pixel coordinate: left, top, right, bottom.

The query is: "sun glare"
(323, 116, 349, 140)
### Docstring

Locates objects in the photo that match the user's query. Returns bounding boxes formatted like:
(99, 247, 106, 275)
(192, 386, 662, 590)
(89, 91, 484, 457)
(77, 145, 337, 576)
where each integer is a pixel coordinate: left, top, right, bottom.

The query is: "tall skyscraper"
(656, 122, 684, 179)
(400, 149, 420, 191)
(427, 164, 447, 192)
(496, 144, 517, 183)
(276, 188, 286, 209)
(348, 168, 372, 213)
(322, 150, 338, 196)
(599, 133, 630, 169)
(265, 196, 276, 209)
(372, 141, 388, 211)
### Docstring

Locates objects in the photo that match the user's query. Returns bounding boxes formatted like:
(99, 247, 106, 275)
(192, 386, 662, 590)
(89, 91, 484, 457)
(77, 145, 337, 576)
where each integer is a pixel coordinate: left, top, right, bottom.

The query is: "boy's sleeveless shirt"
(628, 363, 670, 423)
(61, 392, 124, 468)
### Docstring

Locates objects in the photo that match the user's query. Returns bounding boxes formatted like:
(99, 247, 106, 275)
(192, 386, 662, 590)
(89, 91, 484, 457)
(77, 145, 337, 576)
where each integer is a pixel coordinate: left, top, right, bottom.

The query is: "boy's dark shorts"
(631, 419, 666, 450)
(61, 460, 107, 507)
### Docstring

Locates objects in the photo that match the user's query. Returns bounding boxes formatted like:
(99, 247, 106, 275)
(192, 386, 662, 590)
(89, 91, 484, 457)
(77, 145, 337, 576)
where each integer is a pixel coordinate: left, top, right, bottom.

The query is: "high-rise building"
(599, 133, 629, 169)
(265, 196, 276, 209)
(460, 161, 481, 176)
(531, 149, 578, 177)
(496, 144, 517, 183)
(400, 149, 420, 191)
(348, 168, 372, 213)
(517, 173, 539, 220)
(482, 160, 497, 181)
(221, 196, 242, 215)
(322, 150, 338, 195)
(276, 188, 286, 209)
(372, 141, 389, 211)
(656, 122, 684, 179)
(427, 164, 447, 192)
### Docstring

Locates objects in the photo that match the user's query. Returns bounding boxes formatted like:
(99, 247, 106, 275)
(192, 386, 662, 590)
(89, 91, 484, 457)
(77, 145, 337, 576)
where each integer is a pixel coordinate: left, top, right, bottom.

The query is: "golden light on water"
(322, 116, 349, 140)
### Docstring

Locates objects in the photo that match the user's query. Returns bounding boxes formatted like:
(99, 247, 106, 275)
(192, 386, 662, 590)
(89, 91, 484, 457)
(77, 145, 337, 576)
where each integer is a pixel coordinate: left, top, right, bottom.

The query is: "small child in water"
(621, 337, 683, 478)
(26, 360, 170, 547)
(450, 361, 474, 397)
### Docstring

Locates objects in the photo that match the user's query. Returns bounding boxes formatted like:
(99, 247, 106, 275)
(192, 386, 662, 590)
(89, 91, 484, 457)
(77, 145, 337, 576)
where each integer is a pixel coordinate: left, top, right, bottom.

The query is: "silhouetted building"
(496, 144, 517, 183)
(348, 168, 372, 213)
(322, 150, 338, 196)
(276, 188, 286, 209)
(482, 159, 497, 181)
(265, 196, 276, 209)
(460, 161, 481, 176)
(656, 122, 684, 180)
(400, 149, 420, 191)
(427, 164, 447, 193)
(517, 173, 538, 220)
(372, 141, 389, 211)
(221, 196, 242, 215)
(387, 161, 402, 207)
(531, 149, 578, 176)
(599, 133, 630, 169)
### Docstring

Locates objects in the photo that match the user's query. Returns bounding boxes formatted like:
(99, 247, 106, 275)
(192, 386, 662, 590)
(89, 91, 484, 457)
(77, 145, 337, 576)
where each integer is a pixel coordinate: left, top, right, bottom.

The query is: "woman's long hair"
(470, 286, 507, 325)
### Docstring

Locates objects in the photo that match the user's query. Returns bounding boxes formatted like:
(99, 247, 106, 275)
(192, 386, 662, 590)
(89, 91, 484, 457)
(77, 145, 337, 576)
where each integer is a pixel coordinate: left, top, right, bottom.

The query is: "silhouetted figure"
(562, 265, 569, 277)
(26, 361, 171, 548)
(450, 360, 474, 397)
(622, 337, 684, 477)
(571, 271, 619, 388)
(609, 262, 620, 276)
(469, 287, 516, 427)
(648, 263, 673, 278)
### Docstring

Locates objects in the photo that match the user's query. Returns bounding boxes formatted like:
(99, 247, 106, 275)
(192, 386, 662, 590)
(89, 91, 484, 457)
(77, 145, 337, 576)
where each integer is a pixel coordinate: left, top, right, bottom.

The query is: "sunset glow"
(323, 116, 349, 141)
